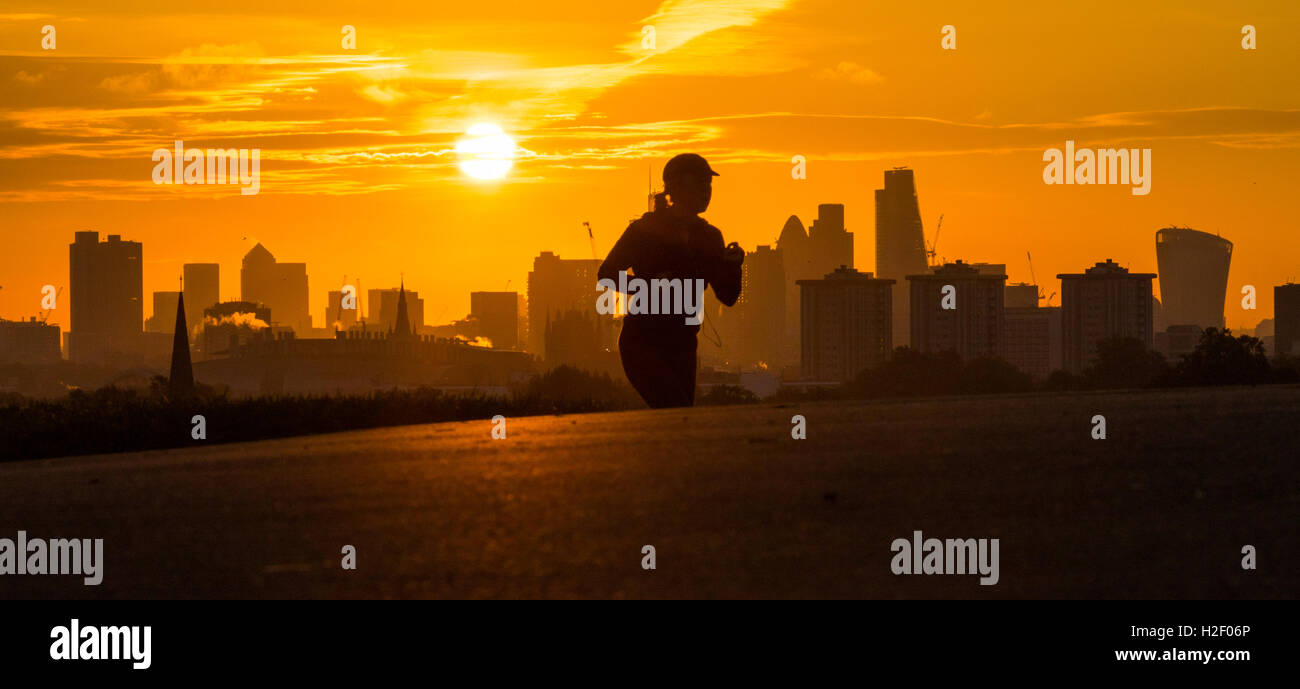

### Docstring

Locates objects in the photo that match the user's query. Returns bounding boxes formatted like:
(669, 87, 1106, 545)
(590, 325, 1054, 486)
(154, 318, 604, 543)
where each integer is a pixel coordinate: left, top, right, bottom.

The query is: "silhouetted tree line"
(778, 328, 1299, 402)
(1047, 328, 1297, 391)
(0, 366, 640, 462)
(3, 331, 1294, 461)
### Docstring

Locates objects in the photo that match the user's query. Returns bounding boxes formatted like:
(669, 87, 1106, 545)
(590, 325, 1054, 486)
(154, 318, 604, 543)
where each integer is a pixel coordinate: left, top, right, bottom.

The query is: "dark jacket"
(598, 209, 742, 333)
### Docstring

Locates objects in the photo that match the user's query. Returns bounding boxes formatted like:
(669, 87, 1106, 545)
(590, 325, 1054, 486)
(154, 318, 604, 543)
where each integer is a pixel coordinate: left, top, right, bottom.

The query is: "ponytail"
(653, 191, 669, 211)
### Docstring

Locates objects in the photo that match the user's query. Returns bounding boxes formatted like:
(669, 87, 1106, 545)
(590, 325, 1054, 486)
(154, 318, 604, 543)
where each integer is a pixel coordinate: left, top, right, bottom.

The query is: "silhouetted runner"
(599, 153, 744, 408)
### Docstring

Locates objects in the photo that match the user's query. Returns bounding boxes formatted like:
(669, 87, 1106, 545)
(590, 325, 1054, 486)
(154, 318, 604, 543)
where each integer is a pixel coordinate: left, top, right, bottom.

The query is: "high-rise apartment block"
(907, 260, 1005, 359)
(797, 266, 893, 382)
(470, 291, 519, 350)
(69, 231, 143, 362)
(1058, 259, 1156, 372)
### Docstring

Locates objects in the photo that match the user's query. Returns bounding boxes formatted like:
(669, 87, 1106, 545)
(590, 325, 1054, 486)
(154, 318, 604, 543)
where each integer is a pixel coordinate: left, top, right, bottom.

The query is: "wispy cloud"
(4, 1, 1293, 203)
(0, 0, 801, 200)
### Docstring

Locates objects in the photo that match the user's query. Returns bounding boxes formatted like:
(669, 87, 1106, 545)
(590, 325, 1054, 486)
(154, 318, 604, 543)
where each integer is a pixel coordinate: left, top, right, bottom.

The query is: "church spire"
(393, 279, 412, 339)
(168, 290, 195, 397)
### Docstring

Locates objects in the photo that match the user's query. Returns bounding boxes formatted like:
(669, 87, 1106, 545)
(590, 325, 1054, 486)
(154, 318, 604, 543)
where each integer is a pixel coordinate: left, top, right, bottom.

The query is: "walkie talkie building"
(1154, 227, 1233, 330)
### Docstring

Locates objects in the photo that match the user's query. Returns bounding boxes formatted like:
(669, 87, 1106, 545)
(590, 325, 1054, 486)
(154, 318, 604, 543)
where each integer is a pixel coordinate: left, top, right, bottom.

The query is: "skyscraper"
(738, 244, 785, 368)
(183, 263, 220, 316)
(907, 260, 1005, 359)
(875, 168, 930, 347)
(325, 289, 359, 330)
(241, 243, 310, 334)
(1058, 259, 1156, 372)
(68, 231, 143, 362)
(698, 286, 742, 369)
(1155, 227, 1232, 330)
(470, 291, 519, 349)
(807, 203, 854, 273)
(146, 291, 180, 333)
(526, 251, 601, 359)
(778, 215, 810, 365)
(777, 206, 854, 366)
(1275, 283, 1300, 357)
(797, 266, 893, 381)
(516, 293, 529, 353)
(543, 308, 617, 374)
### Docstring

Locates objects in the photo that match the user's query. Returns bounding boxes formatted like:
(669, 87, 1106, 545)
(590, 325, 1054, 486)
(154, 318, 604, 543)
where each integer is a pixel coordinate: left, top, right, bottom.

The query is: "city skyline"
(6, 177, 1286, 333)
(22, 219, 1296, 385)
(3, 2, 1299, 328)
(26, 208, 1282, 348)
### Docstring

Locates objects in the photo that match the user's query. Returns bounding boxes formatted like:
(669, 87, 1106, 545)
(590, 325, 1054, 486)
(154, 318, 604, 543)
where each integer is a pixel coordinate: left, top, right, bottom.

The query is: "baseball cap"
(663, 153, 719, 183)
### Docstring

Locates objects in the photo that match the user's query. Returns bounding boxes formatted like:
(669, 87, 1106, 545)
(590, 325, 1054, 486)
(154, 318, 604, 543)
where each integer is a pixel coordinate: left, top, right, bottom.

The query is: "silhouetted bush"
(516, 365, 641, 410)
(1042, 369, 1084, 391)
(1086, 337, 1170, 389)
(846, 348, 1029, 399)
(1169, 328, 1271, 386)
(697, 384, 758, 406)
(957, 355, 1034, 395)
(849, 347, 962, 398)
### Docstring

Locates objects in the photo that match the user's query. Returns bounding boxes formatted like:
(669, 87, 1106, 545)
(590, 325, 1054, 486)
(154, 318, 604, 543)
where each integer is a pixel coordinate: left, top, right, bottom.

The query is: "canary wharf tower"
(1154, 227, 1233, 330)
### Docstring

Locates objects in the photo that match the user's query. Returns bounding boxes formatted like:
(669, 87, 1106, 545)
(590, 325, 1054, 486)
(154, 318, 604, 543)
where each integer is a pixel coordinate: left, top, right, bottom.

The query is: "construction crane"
(1026, 251, 1056, 306)
(40, 284, 64, 322)
(582, 221, 598, 259)
(926, 214, 944, 267)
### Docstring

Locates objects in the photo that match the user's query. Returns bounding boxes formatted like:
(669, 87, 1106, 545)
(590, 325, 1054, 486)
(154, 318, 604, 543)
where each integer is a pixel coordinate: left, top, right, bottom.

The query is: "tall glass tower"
(1155, 227, 1232, 330)
(875, 168, 929, 347)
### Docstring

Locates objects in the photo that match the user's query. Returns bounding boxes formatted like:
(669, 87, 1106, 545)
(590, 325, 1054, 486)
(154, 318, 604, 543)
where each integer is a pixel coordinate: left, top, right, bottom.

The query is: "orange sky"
(2, 0, 1298, 329)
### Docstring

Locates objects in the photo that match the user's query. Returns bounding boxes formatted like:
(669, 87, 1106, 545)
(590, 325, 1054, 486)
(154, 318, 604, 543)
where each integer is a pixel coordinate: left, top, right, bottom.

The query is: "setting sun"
(455, 123, 516, 181)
